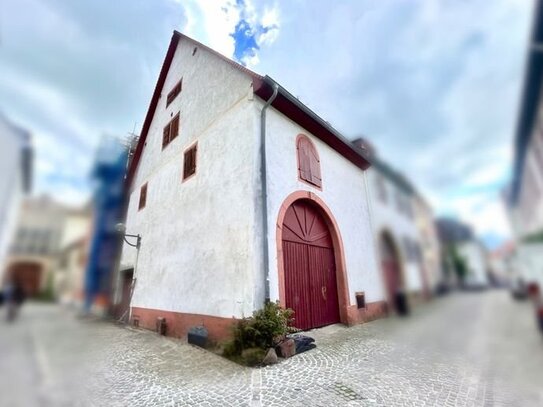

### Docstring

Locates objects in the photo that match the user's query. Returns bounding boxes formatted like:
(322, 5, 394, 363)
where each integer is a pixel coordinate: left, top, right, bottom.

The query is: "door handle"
(321, 286, 327, 301)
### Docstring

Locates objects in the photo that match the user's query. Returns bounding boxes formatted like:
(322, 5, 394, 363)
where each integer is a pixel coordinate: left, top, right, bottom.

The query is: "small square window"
(138, 183, 148, 210)
(183, 144, 197, 181)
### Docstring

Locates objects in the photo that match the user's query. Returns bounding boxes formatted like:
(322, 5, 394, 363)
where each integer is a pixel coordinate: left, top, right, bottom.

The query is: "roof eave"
(253, 76, 371, 171)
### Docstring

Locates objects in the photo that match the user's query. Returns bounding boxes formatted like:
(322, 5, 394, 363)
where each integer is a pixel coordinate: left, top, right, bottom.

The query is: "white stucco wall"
(121, 38, 261, 319)
(457, 241, 489, 286)
(366, 169, 425, 292)
(263, 105, 384, 306)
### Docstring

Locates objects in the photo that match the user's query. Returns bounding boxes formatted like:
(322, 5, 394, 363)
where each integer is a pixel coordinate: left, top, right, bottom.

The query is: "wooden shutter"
(297, 135, 321, 188)
(309, 148, 322, 187)
(170, 114, 179, 142)
(138, 183, 147, 210)
(297, 138, 311, 182)
(167, 79, 183, 107)
(183, 144, 197, 180)
(162, 125, 170, 149)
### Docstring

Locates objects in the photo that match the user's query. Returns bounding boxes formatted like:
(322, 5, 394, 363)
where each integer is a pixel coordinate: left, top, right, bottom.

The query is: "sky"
(0, 0, 534, 249)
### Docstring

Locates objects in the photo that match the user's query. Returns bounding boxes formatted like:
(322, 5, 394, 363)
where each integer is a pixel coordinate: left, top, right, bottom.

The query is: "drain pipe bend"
(260, 82, 279, 304)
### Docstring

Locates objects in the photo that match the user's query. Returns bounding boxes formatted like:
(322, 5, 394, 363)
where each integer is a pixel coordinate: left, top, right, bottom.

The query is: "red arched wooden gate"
(282, 200, 340, 330)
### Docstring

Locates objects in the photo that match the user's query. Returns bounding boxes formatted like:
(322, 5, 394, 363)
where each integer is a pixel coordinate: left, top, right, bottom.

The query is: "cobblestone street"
(1, 290, 542, 406)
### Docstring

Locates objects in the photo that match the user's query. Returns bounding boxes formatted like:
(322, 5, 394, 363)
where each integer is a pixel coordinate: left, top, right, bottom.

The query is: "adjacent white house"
(118, 31, 391, 340)
(352, 139, 434, 312)
(413, 195, 443, 293)
(456, 241, 489, 287)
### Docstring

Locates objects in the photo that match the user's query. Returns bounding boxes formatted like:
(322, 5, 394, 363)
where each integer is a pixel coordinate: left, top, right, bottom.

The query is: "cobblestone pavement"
(1, 290, 542, 406)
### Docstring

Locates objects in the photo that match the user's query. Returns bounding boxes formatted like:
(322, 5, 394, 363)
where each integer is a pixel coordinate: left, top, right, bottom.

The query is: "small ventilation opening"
(356, 292, 366, 309)
(156, 317, 167, 335)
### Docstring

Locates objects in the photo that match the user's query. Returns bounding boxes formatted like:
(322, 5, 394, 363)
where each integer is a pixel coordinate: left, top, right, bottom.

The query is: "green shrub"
(241, 348, 266, 367)
(223, 301, 297, 363)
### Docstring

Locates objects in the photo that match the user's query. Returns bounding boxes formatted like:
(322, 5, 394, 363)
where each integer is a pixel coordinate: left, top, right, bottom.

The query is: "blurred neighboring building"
(55, 204, 92, 306)
(413, 195, 444, 293)
(6, 195, 68, 297)
(0, 114, 32, 282)
(353, 138, 436, 312)
(436, 218, 489, 288)
(506, 0, 543, 290)
(84, 136, 132, 315)
(488, 241, 516, 286)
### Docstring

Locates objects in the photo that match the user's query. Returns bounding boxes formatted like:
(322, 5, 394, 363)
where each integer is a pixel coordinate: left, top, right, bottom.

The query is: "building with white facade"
(0, 113, 32, 283)
(118, 31, 394, 341)
(435, 218, 489, 288)
(506, 0, 543, 291)
(456, 241, 489, 288)
(351, 139, 437, 313)
(413, 195, 443, 293)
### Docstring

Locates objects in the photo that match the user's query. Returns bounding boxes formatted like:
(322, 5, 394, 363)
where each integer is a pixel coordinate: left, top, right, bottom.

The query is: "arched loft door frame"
(276, 190, 350, 325)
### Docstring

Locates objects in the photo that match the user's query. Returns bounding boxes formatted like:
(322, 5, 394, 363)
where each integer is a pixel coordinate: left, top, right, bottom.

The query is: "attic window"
(138, 183, 147, 210)
(296, 134, 322, 188)
(166, 79, 182, 107)
(162, 113, 180, 149)
(183, 143, 197, 181)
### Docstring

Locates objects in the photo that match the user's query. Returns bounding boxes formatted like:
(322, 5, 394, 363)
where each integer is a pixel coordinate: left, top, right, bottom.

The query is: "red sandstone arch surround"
(378, 229, 409, 314)
(276, 191, 350, 326)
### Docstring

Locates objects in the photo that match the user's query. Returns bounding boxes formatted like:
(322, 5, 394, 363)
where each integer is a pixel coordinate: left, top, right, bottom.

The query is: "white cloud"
(459, 197, 511, 238)
(251, 0, 531, 243)
(182, 0, 241, 57)
(0, 0, 532, 240)
(175, 0, 280, 63)
(242, 53, 260, 67)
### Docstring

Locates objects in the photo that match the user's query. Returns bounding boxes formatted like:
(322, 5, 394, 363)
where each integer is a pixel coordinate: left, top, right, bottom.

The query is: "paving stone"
(1, 291, 542, 406)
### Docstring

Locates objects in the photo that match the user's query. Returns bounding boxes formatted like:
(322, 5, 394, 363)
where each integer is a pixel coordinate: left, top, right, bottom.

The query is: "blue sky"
(0, 0, 533, 248)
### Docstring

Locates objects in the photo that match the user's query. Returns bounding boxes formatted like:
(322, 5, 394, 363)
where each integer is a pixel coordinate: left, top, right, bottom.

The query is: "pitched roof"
(126, 31, 371, 186)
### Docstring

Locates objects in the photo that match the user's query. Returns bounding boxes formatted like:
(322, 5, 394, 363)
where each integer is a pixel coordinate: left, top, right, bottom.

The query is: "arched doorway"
(281, 199, 340, 330)
(379, 231, 409, 315)
(7, 262, 43, 297)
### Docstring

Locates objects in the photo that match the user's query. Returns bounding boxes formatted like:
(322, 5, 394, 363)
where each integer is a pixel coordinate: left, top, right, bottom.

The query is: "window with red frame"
(297, 135, 322, 188)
